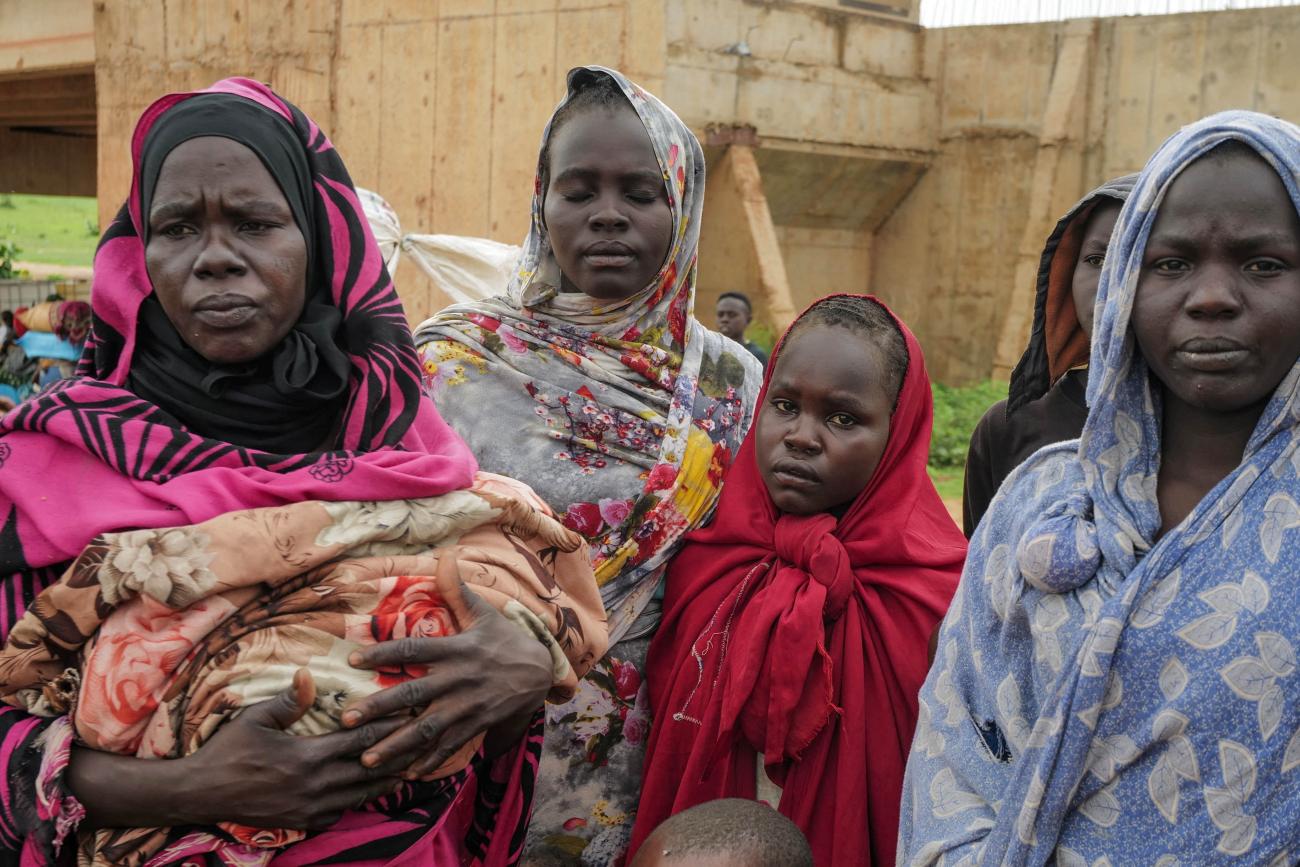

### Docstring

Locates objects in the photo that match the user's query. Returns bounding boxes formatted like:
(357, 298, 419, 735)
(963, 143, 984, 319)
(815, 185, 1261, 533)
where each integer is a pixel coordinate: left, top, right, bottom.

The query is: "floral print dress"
(415, 66, 761, 864)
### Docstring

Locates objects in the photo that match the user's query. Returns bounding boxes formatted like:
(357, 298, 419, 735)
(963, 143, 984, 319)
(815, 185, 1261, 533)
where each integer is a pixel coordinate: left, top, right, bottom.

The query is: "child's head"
(539, 70, 673, 303)
(630, 799, 813, 867)
(1070, 198, 1122, 337)
(1133, 138, 1300, 417)
(755, 296, 908, 516)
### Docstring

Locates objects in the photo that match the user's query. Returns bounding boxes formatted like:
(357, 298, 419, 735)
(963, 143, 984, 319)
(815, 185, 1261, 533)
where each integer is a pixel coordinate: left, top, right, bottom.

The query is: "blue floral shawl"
(898, 110, 1300, 866)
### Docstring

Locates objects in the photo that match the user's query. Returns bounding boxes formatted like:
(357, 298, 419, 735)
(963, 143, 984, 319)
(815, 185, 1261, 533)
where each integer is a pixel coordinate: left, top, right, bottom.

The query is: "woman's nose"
(192, 231, 248, 279)
(589, 196, 630, 231)
(783, 419, 821, 454)
(1184, 265, 1243, 319)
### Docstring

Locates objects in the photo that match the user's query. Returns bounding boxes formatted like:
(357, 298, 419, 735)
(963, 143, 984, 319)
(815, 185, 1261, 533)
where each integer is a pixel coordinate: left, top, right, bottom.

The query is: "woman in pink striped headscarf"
(0, 78, 568, 866)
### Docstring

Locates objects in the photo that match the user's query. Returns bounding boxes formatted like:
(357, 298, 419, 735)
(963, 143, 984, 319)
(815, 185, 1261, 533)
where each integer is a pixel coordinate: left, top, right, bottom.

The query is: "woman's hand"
(341, 555, 553, 779)
(70, 670, 410, 831)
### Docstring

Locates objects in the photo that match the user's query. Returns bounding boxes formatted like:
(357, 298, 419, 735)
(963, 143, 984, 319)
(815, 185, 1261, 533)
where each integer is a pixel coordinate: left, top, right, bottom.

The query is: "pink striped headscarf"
(0, 78, 476, 573)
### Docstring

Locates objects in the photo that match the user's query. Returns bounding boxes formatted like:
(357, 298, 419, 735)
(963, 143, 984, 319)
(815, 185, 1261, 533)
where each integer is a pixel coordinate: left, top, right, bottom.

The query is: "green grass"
(928, 466, 965, 504)
(926, 379, 1006, 509)
(929, 379, 1005, 469)
(0, 193, 99, 268)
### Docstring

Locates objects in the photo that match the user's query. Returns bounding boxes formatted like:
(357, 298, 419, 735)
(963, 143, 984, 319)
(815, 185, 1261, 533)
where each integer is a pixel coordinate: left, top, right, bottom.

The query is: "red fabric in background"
(632, 295, 966, 867)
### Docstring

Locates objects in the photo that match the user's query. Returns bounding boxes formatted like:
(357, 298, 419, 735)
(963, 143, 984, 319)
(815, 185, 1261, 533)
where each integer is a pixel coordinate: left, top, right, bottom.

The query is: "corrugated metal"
(921, 0, 1300, 27)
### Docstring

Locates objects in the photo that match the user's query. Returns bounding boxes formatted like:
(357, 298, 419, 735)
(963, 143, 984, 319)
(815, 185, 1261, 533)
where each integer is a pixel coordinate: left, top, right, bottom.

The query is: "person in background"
(962, 175, 1135, 537)
(630, 799, 812, 867)
(415, 67, 762, 864)
(900, 111, 1300, 865)
(634, 295, 964, 867)
(716, 291, 769, 368)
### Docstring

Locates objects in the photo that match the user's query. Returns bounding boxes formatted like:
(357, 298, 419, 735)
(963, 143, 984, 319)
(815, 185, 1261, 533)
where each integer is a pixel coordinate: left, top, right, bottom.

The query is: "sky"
(919, 0, 1300, 27)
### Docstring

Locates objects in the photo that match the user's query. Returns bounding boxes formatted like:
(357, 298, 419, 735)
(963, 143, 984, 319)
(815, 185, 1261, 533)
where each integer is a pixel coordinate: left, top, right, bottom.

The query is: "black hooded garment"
(962, 175, 1137, 537)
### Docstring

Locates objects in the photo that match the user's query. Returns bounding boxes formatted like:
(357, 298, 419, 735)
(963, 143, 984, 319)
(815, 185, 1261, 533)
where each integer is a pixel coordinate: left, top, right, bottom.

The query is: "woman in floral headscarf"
(415, 66, 762, 862)
(899, 110, 1300, 865)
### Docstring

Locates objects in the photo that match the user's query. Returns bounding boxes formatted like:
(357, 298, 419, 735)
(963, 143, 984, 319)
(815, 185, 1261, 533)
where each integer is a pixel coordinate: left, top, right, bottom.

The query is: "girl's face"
(542, 106, 674, 302)
(1133, 150, 1300, 416)
(1071, 200, 1121, 338)
(755, 324, 894, 516)
(145, 136, 308, 365)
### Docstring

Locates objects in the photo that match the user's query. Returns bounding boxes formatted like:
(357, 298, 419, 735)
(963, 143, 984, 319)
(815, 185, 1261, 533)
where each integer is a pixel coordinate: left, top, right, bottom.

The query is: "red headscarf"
(632, 295, 965, 867)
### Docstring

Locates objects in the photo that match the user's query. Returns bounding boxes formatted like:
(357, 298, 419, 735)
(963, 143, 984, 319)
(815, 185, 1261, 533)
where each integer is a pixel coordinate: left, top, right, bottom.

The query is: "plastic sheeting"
(358, 187, 520, 306)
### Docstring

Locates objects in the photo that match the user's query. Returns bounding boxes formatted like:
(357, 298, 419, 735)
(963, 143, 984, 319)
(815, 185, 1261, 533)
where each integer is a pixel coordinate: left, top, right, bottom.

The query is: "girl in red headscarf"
(631, 295, 966, 867)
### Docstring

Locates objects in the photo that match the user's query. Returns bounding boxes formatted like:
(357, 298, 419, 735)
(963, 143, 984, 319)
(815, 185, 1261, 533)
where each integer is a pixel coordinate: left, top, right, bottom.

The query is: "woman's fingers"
(347, 633, 466, 672)
(402, 719, 481, 778)
(339, 665, 464, 729)
(358, 693, 478, 770)
(433, 555, 475, 629)
(240, 668, 316, 732)
(433, 555, 497, 629)
(317, 714, 408, 761)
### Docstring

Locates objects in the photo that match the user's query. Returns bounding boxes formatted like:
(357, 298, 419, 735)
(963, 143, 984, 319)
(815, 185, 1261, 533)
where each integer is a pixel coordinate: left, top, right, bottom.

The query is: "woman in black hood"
(962, 175, 1136, 537)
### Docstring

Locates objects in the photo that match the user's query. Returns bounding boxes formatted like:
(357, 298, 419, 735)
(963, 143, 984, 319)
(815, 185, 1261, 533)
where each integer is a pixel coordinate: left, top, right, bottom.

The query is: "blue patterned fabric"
(898, 110, 1300, 866)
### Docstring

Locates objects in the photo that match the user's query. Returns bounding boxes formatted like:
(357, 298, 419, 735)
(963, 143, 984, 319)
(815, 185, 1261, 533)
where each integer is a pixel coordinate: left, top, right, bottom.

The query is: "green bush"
(0, 238, 21, 279)
(745, 320, 778, 353)
(929, 379, 1005, 470)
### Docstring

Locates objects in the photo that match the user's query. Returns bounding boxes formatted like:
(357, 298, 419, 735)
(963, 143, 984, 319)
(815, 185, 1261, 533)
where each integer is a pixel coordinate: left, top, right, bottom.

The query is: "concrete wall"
(92, 0, 931, 329)
(93, 0, 661, 324)
(667, 1, 930, 321)
(0, 1, 96, 198)
(0, 0, 93, 74)
(0, 126, 96, 195)
(78, 1, 1300, 382)
(877, 7, 1300, 383)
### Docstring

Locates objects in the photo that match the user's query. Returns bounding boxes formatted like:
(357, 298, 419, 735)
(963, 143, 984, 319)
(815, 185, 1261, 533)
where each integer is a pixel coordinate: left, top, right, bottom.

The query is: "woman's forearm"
(67, 746, 205, 829)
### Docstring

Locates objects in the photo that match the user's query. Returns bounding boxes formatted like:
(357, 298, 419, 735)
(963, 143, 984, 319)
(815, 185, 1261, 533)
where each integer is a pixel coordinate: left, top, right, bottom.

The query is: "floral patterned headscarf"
(415, 66, 761, 642)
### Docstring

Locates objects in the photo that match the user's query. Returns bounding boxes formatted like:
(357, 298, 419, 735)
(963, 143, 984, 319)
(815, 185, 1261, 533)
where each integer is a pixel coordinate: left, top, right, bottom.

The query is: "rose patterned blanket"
(0, 473, 607, 866)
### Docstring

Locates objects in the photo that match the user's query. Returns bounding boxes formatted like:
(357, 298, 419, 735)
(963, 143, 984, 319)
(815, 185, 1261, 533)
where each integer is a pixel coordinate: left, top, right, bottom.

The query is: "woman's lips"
(193, 295, 257, 328)
(583, 242, 635, 269)
(769, 460, 820, 488)
(1175, 337, 1249, 372)
(584, 254, 635, 268)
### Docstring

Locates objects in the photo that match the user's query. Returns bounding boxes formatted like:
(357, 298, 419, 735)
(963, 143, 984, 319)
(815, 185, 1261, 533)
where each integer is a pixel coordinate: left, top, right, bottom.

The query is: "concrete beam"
(0, 0, 93, 75)
(720, 145, 799, 330)
(990, 19, 1096, 380)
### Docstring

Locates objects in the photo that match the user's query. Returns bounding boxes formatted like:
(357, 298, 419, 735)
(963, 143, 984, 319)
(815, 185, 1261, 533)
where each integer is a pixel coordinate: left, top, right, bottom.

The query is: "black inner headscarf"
(127, 94, 351, 454)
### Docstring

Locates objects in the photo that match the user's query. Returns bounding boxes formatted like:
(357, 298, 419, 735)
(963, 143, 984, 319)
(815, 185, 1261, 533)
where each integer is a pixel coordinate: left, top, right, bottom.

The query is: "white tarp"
(358, 187, 520, 306)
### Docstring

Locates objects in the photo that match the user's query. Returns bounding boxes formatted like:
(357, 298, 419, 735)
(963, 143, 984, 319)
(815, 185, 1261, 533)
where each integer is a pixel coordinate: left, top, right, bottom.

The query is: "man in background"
(715, 291, 768, 369)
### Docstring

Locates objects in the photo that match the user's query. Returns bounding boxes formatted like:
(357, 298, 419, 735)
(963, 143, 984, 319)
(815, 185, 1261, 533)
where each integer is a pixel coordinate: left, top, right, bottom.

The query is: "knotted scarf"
(899, 110, 1300, 867)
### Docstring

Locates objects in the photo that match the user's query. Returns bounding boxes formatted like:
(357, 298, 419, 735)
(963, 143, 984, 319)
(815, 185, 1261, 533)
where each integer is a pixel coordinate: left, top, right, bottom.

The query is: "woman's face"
(1133, 149, 1300, 416)
(145, 136, 308, 365)
(755, 325, 894, 516)
(1071, 200, 1121, 338)
(542, 106, 673, 302)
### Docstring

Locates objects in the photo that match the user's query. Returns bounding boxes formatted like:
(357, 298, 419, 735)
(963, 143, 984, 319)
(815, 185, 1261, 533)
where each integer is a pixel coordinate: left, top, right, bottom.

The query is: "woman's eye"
(771, 398, 796, 415)
(1245, 259, 1287, 275)
(1084, 254, 1105, 268)
(561, 192, 593, 203)
(829, 413, 857, 428)
(627, 191, 658, 204)
(240, 221, 272, 233)
(1151, 258, 1190, 275)
(159, 224, 193, 238)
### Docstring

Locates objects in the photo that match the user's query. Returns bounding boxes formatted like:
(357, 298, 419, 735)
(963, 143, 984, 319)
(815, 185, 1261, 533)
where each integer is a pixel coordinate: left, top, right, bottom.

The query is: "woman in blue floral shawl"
(415, 67, 761, 863)
(899, 110, 1300, 865)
